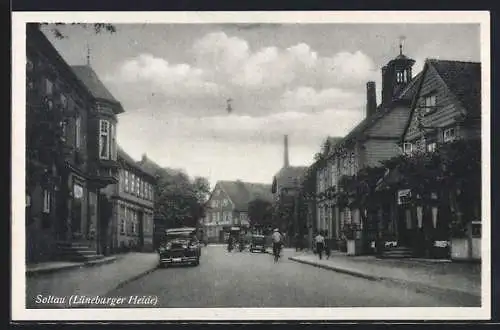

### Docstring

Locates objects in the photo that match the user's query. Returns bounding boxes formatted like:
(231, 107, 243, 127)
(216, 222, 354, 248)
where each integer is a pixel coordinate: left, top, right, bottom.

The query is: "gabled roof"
(401, 59, 481, 142)
(216, 180, 273, 212)
(428, 59, 481, 117)
(334, 71, 423, 151)
(71, 65, 125, 114)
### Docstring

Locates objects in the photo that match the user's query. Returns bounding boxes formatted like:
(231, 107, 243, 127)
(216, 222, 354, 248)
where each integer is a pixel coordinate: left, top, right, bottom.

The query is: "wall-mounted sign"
(74, 184, 84, 199)
(397, 189, 411, 205)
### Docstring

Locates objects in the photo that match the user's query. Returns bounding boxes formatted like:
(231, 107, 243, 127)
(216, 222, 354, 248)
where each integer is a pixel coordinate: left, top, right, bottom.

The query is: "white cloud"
(281, 86, 364, 111)
(108, 54, 224, 97)
(191, 31, 377, 90)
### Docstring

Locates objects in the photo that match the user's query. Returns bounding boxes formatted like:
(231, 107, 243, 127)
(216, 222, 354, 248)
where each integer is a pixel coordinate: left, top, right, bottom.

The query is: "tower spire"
(283, 135, 289, 168)
(399, 35, 406, 55)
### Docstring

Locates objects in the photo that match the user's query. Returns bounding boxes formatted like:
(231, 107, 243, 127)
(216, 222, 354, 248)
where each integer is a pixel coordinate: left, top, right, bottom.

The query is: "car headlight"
(164, 242, 172, 250)
(182, 244, 188, 249)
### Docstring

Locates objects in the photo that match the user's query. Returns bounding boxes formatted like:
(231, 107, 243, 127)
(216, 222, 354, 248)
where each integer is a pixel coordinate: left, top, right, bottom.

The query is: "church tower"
(381, 37, 416, 105)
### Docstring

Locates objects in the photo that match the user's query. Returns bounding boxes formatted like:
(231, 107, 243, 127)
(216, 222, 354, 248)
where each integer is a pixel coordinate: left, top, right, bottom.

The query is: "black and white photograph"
(12, 11, 490, 321)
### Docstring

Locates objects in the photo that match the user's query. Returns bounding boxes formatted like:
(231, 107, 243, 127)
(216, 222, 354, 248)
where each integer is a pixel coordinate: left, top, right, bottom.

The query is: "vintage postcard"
(12, 11, 491, 321)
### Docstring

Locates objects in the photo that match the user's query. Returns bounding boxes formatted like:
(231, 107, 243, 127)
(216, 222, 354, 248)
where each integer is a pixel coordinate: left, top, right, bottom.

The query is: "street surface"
(101, 245, 473, 307)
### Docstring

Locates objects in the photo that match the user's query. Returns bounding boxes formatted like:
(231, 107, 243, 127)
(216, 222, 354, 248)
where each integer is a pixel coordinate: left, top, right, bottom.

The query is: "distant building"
(271, 135, 308, 235)
(102, 147, 156, 253)
(204, 180, 273, 243)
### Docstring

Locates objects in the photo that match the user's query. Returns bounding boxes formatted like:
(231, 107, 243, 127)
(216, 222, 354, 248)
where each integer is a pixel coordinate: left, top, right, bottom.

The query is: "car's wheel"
(193, 258, 200, 266)
(158, 263, 165, 269)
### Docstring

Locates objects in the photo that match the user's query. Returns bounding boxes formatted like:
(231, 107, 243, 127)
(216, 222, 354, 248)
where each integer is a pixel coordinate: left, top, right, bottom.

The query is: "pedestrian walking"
(314, 231, 325, 260)
(323, 230, 331, 259)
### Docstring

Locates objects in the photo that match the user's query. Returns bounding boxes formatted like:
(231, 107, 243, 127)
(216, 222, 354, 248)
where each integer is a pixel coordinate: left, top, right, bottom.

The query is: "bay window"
(99, 119, 116, 160)
(99, 120, 110, 159)
(131, 173, 135, 194)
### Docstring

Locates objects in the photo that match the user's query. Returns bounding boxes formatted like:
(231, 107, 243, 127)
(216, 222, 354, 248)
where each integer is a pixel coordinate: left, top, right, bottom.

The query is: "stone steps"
(55, 241, 104, 262)
(379, 246, 413, 259)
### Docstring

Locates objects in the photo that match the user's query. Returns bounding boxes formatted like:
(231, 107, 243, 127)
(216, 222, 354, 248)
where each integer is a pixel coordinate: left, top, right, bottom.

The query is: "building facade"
(25, 24, 123, 262)
(394, 59, 482, 259)
(313, 48, 421, 252)
(102, 147, 156, 253)
(204, 181, 273, 243)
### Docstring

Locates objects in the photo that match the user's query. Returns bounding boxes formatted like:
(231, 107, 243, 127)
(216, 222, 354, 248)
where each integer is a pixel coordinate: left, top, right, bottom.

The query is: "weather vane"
(399, 35, 406, 55)
(226, 98, 233, 114)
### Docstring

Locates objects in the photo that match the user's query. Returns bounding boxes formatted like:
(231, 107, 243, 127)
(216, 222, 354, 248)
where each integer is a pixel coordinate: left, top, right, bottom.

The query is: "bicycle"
(273, 243, 282, 263)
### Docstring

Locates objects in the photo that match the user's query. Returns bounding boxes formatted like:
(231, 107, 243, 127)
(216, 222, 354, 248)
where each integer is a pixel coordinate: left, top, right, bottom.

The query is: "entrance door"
(397, 206, 412, 247)
(72, 184, 83, 237)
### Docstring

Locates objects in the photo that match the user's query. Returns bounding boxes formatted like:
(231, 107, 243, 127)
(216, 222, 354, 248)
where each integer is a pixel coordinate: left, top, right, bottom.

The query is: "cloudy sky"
(41, 23, 480, 188)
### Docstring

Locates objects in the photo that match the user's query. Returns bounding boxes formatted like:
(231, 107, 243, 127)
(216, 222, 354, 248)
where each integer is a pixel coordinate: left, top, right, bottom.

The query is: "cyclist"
(271, 228, 283, 262)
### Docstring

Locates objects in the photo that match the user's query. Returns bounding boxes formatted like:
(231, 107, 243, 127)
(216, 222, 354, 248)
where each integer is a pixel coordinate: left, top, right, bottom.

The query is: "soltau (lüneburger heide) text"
(34, 295, 159, 307)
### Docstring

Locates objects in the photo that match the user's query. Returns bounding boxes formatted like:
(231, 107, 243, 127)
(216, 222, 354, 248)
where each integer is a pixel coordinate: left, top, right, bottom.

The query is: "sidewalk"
(26, 252, 159, 308)
(289, 250, 481, 302)
(26, 256, 118, 276)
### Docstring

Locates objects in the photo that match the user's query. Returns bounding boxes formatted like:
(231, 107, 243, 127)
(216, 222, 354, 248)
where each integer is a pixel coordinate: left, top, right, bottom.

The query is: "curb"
(26, 256, 118, 277)
(105, 263, 159, 294)
(288, 257, 481, 304)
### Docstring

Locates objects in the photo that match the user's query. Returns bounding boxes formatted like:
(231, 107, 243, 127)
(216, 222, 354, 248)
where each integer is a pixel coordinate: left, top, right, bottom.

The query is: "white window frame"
(110, 123, 117, 161)
(75, 115, 81, 149)
(136, 177, 140, 195)
(427, 142, 437, 153)
(403, 142, 413, 154)
(44, 78, 53, 96)
(443, 127, 456, 143)
(43, 190, 51, 213)
(423, 94, 437, 114)
(99, 120, 110, 160)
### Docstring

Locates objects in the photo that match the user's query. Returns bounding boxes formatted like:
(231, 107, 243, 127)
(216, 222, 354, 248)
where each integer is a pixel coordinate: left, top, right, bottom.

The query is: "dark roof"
(117, 146, 156, 179)
(217, 180, 273, 212)
(137, 155, 183, 177)
(71, 65, 124, 114)
(428, 59, 481, 116)
(275, 166, 308, 188)
(335, 71, 423, 150)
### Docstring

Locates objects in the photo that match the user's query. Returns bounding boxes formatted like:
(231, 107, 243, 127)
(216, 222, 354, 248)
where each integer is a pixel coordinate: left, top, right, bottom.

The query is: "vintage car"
(249, 234, 266, 253)
(158, 227, 201, 267)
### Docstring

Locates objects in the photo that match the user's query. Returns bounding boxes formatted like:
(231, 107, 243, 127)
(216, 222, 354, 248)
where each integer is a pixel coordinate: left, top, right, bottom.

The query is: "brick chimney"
(141, 153, 147, 163)
(283, 135, 289, 168)
(366, 81, 377, 117)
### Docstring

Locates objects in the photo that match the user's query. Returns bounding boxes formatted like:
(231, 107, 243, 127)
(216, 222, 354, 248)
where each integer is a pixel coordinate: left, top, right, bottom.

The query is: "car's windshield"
(166, 232, 195, 240)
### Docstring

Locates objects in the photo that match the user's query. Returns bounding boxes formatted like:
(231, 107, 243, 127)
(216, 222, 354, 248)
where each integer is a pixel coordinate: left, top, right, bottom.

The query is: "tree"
(36, 23, 117, 39)
(153, 168, 210, 229)
(248, 198, 274, 229)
